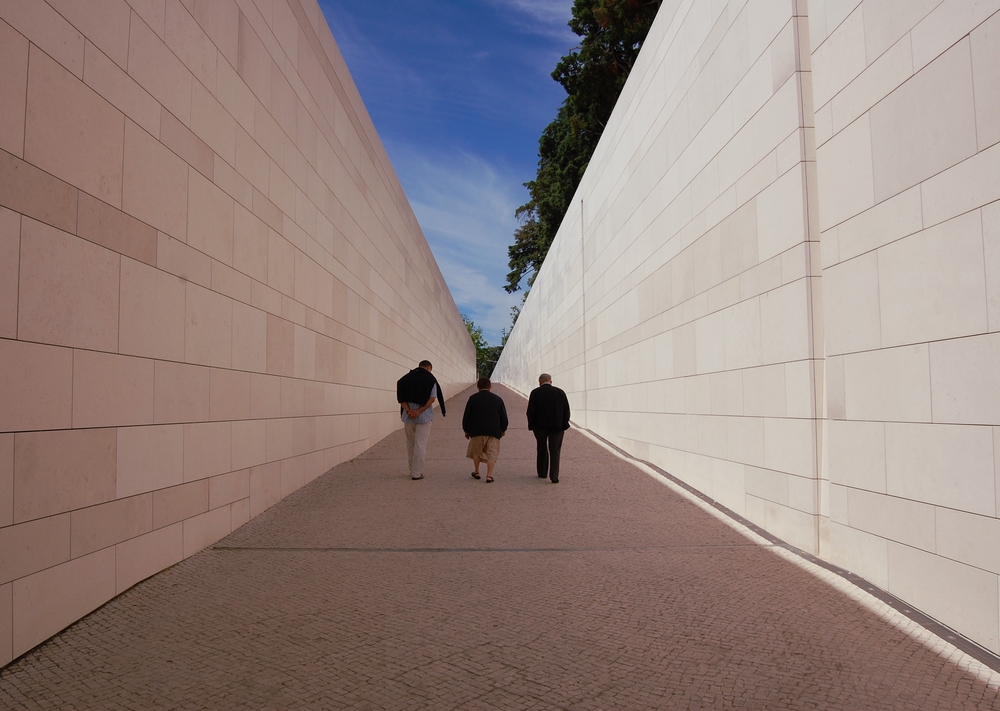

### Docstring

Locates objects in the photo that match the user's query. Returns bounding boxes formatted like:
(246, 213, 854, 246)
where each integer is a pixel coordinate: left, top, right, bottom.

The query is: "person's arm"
(499, 401, 508, 437)
(525, 392, 535, 431)
(412, 395, 436, 418)
(462, 399, 472, 437)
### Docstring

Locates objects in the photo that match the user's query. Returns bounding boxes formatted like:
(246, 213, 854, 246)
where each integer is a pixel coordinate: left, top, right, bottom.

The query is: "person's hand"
(464, 432, 470, 440)
(407, 409, 418, 419)
(501, 431, 506, 438)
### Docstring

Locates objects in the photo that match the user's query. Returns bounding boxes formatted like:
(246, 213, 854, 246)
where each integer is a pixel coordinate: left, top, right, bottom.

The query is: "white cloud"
(387, 142, 526, 344)
(487, 0, 576, 40)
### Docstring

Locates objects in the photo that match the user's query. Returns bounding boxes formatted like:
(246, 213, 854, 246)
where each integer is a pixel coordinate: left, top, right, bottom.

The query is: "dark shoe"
(485, 475, 493, 483)
(538, 473, 547, 478)
(411, 474, 424, 480)
(471, 472, 481, 479)
(550, 478, 559, 483)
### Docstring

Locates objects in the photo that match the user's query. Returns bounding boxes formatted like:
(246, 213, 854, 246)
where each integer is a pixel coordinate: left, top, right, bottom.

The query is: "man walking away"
(462, 378, 508, 483)
(526, 373, 570, 483)
(397, 360, 446, 480)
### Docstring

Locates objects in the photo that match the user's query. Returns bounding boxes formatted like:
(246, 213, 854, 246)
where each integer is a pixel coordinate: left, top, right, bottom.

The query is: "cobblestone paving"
(2, 385, 999, 709)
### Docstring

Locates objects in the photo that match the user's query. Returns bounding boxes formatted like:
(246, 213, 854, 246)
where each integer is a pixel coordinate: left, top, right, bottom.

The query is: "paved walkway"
(1, 384, 999, 710)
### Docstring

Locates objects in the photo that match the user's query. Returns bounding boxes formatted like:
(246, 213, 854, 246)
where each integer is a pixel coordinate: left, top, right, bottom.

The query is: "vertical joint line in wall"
(580, 198, 588, 418)
(793, 6, 824, 555)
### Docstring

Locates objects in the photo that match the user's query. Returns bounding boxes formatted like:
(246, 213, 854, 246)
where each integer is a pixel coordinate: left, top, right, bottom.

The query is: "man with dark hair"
(396, 360, 446, 480)
(462, 378, 508, 483)
(526, 373, 570, 483)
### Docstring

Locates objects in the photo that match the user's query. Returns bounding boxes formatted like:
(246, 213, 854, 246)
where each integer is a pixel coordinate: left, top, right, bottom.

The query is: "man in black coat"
(462, 378, 508, 483)
(525, 373, 570, 483)
(396, 360, 446, 480)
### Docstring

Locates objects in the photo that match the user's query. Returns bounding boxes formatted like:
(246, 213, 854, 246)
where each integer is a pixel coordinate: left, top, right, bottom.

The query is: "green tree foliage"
(463, 315, 504, 378)
(505, 0, 661, 294)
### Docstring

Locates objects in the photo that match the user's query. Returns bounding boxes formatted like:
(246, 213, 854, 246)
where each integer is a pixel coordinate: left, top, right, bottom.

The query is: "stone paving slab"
(1, 385, 999, 709)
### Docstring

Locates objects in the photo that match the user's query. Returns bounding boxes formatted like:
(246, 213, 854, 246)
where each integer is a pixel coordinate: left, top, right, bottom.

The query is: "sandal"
(485, 475, 493, 483)
(471, 472, 481, 479)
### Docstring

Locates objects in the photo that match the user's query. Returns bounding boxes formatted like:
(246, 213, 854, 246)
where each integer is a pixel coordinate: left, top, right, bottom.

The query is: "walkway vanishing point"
(1, 385, 998, 710)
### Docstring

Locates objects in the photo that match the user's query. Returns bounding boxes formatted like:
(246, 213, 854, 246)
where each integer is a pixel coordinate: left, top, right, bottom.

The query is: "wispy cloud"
(387, 142, 525, 344)
(488, 0, 577, 39)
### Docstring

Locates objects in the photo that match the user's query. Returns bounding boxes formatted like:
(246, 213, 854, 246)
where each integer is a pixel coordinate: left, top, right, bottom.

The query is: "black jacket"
(462, 390, 508, 439)
(396, 368, 447, 416)
(526, 383, 570, 431)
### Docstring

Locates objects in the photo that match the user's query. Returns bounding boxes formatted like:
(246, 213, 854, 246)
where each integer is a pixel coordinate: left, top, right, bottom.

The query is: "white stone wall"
(0, 0, 474, 663)
(496, 0, 1000, 652)
(497, 0, 823, 549)
(813, 0, 1000, 652)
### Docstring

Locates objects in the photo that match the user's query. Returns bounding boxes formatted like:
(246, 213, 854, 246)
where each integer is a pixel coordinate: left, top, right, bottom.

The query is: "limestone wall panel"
(0, 0, 473, 660)
(496, 0, 1000, 652)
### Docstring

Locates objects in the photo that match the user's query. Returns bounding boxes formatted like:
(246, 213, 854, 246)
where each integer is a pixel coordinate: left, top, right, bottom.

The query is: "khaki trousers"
(404, 421, 432, 477)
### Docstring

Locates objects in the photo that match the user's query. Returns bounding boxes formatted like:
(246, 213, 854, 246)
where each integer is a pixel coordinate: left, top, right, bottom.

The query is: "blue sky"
(318, 0, 577, 345)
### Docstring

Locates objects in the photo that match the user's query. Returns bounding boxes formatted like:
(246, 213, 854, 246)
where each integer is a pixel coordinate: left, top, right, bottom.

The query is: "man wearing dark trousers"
(525, 373, 570, 483)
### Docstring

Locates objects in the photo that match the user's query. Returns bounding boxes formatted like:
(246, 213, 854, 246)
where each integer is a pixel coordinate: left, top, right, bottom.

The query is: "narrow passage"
(1, 385, 997, 710)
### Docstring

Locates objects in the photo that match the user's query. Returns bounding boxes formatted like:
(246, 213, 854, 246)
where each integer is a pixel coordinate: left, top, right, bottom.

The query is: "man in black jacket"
(525, 373, 570, 483)
(396, 360, 446, 480)
(462, 378, 508, 483)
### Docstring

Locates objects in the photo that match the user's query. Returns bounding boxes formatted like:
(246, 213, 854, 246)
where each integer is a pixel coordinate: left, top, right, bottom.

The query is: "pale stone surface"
(11, 548, 115, 657)
(72, 350, 154, 428)
(870, 39, 977, 203)
(116, 424, 184, 498)
(862, 0, 941, 61)
(0, 339, 73, 433)
(972, 9, 1000, 151)
(843, 344, 932, 423)
(47, 0, 131, 71)
(77, 193, 157, 266)
(494, 0, 1000, 655)
(847, 487, 936, 552)
(930, 332, 1000, 425)
(0, 582, 10, 666)
(7, 0, 477, 657)
(0, 19, 28, 158)
(885, 422, 995, 515)
(115, 523, 183, 593)
(888, 541, 1000, 653)
(118, 257, 186, 361)
(13, 429, 117, 523)
(877, 209, 986, 348)
(822, 252, 880, 355)
(69, 495, 152, 558)
(0, 208, 18, 339)
(24, 46, 124, 208)
(152, 480, 209, 530)
(122, 119, 189, 239)
(0, 514, 70, 585)
(153, 360, 211, 424)
(815, 115, 874, 230)
(183, 422, 232, 482)
(82, 37, 161, 137)
(0, 0, 469, 663)
(936, 507, 1000, 576)
(987, 201, 1000, 331)
(17, 219, 120, 352)
(826, 419, 885, 492)
(0, 435, 11, 529)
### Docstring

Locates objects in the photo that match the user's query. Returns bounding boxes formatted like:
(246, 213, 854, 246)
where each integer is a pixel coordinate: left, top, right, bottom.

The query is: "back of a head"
(539, 373, 552, 384)
(418, 360, 433, 369)
(477, 377, 491, 390)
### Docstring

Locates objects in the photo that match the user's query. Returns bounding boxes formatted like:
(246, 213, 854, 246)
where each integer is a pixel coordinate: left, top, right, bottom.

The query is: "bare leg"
(472, 456, 482, 475)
